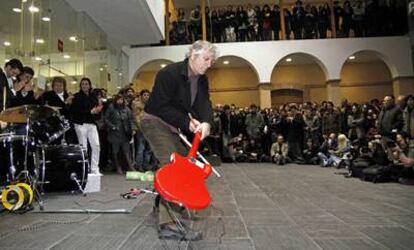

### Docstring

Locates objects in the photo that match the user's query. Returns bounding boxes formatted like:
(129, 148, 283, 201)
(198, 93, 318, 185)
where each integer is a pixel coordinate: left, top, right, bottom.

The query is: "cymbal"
(0, 105, 57, 123)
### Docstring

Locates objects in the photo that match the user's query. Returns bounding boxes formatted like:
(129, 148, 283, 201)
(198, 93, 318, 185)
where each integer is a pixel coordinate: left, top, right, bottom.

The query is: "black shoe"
(158, 223, 202, 241)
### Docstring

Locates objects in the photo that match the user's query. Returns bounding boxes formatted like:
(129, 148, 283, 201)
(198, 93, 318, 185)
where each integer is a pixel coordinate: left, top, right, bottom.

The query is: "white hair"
(187, 40, 218, 59)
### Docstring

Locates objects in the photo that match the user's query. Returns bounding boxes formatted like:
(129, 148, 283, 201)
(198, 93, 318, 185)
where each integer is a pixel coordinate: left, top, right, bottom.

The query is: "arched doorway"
(271, 89, 304, 107)
(133, 59, 173, 92)
(207, 55, 259, 107)
(340, 50, 393, 103)
(271, 53, 327, 105)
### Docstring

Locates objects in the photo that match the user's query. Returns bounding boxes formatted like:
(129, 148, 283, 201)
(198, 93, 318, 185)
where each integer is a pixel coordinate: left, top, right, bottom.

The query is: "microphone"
(70, 172, 86, 196)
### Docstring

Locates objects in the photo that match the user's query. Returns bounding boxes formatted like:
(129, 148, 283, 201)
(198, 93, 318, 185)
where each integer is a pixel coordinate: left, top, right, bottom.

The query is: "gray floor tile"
(314, 238, 389, 250)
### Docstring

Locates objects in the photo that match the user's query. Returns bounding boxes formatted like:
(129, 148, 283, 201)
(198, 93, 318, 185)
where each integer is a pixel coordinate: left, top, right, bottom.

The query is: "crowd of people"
(169, 0, 407, 44)
(1, 58, 413, 185)
(205, 96, 414, 185)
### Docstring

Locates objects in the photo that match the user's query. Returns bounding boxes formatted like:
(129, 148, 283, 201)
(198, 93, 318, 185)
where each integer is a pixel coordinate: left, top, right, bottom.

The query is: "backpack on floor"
(361, 165, 391, 183)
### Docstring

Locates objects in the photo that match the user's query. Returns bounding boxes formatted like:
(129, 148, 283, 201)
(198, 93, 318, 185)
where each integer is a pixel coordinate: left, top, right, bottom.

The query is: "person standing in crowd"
(245, 104, 264, 141)
(271, 5, 281, 40)
(318, 3, 330, 39)
(105, 94, 137, 174)
(236, 5, 248, 42)
(378, 95, 403, 142)
(70, 77, 102, 175)
(132, 89, 152, 171)
(10, 66, 42, 107)
(0, 59, 23, 112)
(283, 8, 292, 39)
(403, 95, 414, 158)
(189, 5, 201, 42)
(42, 76, 76, 144)
(341, 1, 353, 37)
(352, 0, 365, 37)
(140, 40, 216, 241)
(292, 1, 305, 39)
(262, 4, 272, 41)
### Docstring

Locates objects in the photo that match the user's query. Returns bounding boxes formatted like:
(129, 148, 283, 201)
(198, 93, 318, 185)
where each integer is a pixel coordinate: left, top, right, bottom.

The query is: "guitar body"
(154, 132, 213, 210)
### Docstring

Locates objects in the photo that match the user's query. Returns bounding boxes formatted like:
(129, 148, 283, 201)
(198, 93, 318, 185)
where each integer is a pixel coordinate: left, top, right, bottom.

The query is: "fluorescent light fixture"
(36, 38, 44, 44)
(223, 60, 229, 65)
(13, 8, 22, 13)
(35, 57, 42, 61)
(42, 16, 51, 22)
(69, 36, 78, 42)
(285, 58, 292, 62)
(349, 56, 355, 60)
(160, 64, 166, 68)
(63, 54, 70, 59)
(28, 5, 39, 12)
(3, 41, 11, 46)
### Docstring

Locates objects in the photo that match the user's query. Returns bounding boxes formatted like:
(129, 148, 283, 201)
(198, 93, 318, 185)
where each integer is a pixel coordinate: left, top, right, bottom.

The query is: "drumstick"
(178, 132, 221, 178)
(3, 86, 6, 111)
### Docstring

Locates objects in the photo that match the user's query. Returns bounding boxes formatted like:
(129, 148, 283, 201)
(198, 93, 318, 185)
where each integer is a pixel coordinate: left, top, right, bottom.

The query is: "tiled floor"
(1, 163, 413, 249)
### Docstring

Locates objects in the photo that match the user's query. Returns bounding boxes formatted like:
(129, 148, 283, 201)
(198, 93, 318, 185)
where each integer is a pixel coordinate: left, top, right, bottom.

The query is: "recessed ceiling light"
(35, 57, 42, 61)
(118, 72, 122, 76)
(285, 58, 292, 62)
(160, 64, 167, 68)
(63, 54, 70, 59)
(223, 60, 229, 65)
(71, 80, 77, 84)
(3, 41, 11, 46)
(28, 5, 39, 13)
(42, 16, 51, 22)
(12, 8, 22, 13)
(116, 86, 121, 89)
(36, 38, 44, 44)
(349, 56, 355, 60)
(4, 59, 10, 63)
(22, 0, 28, 2)
(99, 68, 104, 71)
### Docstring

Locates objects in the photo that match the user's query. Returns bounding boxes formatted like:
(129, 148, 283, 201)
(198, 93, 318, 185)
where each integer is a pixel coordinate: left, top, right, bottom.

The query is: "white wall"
(145, 0, 165, 40)
(126, 37, 413, 83)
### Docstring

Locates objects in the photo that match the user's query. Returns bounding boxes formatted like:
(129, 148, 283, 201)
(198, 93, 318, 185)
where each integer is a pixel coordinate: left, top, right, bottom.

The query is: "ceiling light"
(160, 64, 166, 68)
(22, 0, 28, 2)
(12, 8, 22, 13)
(223, 60, 229, 65)
(28, 5, 39, 13)
(63, 54, 70, 59)
(42, 16, 51, 22)
(35, 57, 42, 61)
(118, 72, 123, 76)
(349, 56, 355, 60)
(99, 68, 104, 71)
(3, 41, 11, 46)
(4, 59, 10, 63)
(36, 38, 44, 44)
(71, 80, 77, 84)
(285, 58, 292, 62)
(69, 36, 78, 42)
(116, 86, 121, 89)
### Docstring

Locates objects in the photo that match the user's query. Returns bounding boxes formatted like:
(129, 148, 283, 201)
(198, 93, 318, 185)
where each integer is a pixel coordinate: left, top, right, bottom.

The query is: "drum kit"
(0, 105, 89, 211)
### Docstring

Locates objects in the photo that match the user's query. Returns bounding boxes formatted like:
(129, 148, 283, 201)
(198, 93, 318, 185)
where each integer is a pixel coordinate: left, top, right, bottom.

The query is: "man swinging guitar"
(140, 40, 217, 241)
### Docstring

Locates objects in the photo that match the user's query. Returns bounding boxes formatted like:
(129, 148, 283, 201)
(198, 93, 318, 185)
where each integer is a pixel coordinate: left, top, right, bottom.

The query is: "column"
(165, 0, 170, 45)
(280, 0, 286, 40)
(326, 79, 341, 106)
(258, 83, 272, 108)
(393, 76, 414, 97)
(201, 0, 207, 41)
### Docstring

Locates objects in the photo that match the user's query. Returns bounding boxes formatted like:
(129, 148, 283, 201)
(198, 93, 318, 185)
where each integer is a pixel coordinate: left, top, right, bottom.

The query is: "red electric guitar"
(154, 132, 213, 210)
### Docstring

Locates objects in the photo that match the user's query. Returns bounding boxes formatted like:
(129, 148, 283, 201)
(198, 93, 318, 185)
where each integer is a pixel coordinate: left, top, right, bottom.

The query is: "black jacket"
(70, 91, 100, 124)
(145, 59, 214, 132)
(42, 90, 71, 119)
(0, 68, 15, 110)
(10, 90, 40, 107)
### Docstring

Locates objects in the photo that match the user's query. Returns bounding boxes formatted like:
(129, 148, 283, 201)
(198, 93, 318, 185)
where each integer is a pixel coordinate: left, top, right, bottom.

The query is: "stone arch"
(340, 50, 393, 103)
(132, 59, 174, 92)
(207, 55, 260, 107)
(271, 53, 328, 104)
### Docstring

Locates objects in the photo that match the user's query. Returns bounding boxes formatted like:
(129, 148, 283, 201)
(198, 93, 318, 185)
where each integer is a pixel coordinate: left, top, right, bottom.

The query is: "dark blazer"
(10, 90, 40, 107)
(42, 90, 71, 119)
(70, 91, 99, 124)
(104, 103, 137, 143)
(145, 59, 214, 133)
(0, 68, 14, 111)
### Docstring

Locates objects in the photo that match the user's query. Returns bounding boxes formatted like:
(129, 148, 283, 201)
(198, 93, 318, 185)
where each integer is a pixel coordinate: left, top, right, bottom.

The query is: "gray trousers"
(140, 118, 187, 225)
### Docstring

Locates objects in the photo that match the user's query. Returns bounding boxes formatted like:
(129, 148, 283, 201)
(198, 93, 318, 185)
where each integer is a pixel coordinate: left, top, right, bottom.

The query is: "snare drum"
(38, 144, 88, 192)
(31, 115, 69, 144)
(0, 135, 36, 184)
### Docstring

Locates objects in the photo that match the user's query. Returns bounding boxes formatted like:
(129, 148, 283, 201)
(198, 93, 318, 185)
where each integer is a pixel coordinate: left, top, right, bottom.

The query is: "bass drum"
(38, 144, 88, 192)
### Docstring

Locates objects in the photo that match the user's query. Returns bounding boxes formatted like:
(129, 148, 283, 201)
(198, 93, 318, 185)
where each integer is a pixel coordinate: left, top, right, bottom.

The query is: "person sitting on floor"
(270, 135, 290, 165)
